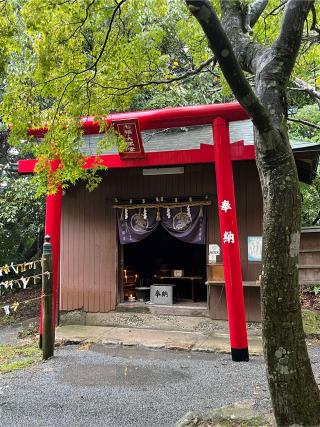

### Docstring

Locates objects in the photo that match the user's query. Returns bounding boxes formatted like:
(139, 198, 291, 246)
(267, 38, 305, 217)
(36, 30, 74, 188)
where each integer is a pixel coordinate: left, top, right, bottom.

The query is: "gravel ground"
(1, 344, 320, 427)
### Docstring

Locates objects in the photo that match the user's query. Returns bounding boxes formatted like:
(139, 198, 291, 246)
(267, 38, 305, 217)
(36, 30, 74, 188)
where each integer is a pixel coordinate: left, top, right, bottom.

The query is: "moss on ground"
(302, 309, 320, 335)
(0, 341, 41, 374)
(176, 407, 272, 427)
(0, 315, 15, 328)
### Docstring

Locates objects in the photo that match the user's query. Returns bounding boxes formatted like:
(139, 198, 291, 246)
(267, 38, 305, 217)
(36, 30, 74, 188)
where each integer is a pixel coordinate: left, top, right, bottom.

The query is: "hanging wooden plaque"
(112, 118, 146, 159)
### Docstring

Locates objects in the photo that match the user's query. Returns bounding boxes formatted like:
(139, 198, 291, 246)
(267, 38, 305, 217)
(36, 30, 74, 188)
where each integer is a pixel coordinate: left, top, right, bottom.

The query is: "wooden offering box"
(207, 263, 224, 281)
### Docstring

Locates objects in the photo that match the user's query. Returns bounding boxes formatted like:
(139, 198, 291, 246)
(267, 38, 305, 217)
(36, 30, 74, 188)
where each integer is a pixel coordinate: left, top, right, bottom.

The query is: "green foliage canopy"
(0, 0, 319, 197)
(0, 175, 44, 264)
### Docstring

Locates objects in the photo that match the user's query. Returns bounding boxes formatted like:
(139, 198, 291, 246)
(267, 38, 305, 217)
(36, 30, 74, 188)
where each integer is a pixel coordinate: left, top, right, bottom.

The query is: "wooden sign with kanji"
(112, 119, 146, 159)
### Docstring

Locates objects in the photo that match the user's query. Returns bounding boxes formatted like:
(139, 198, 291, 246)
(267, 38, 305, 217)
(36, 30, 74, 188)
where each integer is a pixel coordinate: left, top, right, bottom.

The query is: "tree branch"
(90, 57, 216, 93)
(312, 210, 320, 226)
(305, 4, 320, 43)
(185, 0, 272, 134)
(0, 0, 7, 13)
(287, 117, 320, 130)
(61, 0, 96, 43)
(292, 78, 320, 108)
(247, 0, 269, 32)
(221, 0, 268, 33)
(264, 1, 287, 18)
(219, 0, 265, 74)
(274, 0, 314, 79)
(310, 3, 320, 34)
(33, 0, 128, 89)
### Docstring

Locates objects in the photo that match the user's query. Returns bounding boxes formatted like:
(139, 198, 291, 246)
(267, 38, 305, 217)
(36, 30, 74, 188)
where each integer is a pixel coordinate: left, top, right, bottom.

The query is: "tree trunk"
(255, 78, 320, 425)
(184, 0, 320, 424)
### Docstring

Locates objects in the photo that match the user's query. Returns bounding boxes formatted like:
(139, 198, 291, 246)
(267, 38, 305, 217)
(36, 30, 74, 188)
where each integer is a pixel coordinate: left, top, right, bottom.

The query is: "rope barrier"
(0, 295, 43, 316)
(0, 271, 50, 291)
(0, 271, 51, 315)
(0, 259, 42, 277)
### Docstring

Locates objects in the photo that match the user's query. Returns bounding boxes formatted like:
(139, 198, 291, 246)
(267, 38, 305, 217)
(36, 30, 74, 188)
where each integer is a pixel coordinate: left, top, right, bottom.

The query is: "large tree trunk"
(253, 17, 320, 425)
(255, 112, 320, 425)
(185, 0, 320, 424)
(258, 137, 320, 424)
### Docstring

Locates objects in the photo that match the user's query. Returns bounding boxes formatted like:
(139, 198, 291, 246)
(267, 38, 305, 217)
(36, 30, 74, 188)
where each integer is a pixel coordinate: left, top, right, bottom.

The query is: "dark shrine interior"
(123, 225, 207, 302)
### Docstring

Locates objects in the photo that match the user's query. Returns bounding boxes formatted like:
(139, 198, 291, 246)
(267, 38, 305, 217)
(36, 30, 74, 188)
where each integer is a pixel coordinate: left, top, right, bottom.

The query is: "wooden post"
(42, 235, 55, 360)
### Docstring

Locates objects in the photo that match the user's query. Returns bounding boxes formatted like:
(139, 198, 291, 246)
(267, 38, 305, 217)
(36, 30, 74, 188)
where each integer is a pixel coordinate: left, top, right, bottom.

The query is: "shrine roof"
(28, 102, 248, 138)
(80, 124, 320, 184)
(291, 141, 320, 183)
(18, 102, 320, 183)
(81, 120, 254, 156)
(291, 140, 320, 152)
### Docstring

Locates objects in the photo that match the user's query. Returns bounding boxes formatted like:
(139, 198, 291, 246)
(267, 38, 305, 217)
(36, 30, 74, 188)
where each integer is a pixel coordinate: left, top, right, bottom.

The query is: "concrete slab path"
(56, 324, 263, 355)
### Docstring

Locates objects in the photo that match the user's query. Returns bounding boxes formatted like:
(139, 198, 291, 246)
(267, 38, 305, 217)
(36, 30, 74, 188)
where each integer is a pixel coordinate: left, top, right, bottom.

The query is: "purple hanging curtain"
(117, 205, 206, 245)
(117, 208, 159, 244)
(160, 206, 206, 244)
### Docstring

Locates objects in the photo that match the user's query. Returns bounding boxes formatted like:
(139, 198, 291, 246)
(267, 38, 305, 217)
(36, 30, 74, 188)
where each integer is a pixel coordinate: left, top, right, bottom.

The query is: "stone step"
(116, 301, 208, 318)
(60, 309, 229, 334)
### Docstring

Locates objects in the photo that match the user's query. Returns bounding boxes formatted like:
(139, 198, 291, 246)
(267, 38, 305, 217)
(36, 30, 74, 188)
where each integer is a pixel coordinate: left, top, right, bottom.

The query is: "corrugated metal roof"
(142, 125, 211, 152)
(80, 120, 320, 156)
(291, 140, 320, 152)
(81, 119, 254, 156)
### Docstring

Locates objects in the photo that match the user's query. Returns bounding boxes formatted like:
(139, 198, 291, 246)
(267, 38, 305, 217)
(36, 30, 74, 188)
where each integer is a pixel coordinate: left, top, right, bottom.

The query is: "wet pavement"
(0, 344, 274, 427)
(1, 332, 320, 426)
(1, 343, 320, 426)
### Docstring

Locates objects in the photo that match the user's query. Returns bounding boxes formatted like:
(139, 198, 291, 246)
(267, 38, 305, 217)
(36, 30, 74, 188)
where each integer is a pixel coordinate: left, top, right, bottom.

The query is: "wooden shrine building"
(19, 102, 320, 361)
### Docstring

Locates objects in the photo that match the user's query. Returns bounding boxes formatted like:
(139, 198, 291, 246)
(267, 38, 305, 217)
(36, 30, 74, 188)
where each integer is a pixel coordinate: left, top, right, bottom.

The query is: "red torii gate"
(20, 101, 251, 361)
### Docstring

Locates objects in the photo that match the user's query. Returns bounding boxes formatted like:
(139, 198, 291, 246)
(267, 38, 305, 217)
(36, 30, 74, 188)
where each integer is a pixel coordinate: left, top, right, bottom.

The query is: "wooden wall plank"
(60, 198, 67, 311)
(234, 162, 252, 281)
(88, 187, 96, 312)
(244, 162, 263, 281)
(78, 187, 85, 310)
(60, 162, 264, 312)
(83, 187, 91, 312)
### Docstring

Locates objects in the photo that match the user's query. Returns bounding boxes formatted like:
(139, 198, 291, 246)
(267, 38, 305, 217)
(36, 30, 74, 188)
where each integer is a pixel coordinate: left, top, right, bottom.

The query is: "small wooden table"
(205, 281, 261, 321)
(205, 280, 260, 287)
(154, 276, 205, 302)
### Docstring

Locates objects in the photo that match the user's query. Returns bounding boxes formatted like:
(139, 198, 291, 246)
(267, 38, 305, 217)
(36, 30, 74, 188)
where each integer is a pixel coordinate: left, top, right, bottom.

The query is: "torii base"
(231, 347, 249, 362)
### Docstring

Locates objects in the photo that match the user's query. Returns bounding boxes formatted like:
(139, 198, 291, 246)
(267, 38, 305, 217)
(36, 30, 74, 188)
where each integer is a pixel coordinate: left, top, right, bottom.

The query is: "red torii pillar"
(39, 161, 62, 344)
(213, 117, 249, 362)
